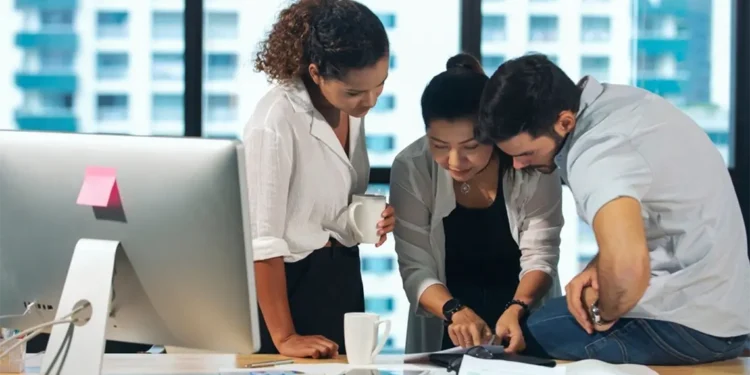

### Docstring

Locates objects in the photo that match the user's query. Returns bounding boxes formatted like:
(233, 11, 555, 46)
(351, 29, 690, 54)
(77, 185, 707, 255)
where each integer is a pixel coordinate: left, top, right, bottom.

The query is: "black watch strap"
(504, 299, 530, 313)
(442, 298, 464, 324)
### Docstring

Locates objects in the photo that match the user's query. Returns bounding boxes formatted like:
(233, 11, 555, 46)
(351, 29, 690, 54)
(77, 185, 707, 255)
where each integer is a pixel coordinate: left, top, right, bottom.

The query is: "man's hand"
(448, 308, 492, 348)
(494, 305, 526, 353)
(275, 333, 339, 359)
(565, 266, 599, 334)
(581, 287, 617, 332)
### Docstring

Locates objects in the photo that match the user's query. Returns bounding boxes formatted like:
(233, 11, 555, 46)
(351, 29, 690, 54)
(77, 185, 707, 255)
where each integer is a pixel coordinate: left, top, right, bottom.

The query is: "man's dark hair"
(476, 54, 582, 143)
(255, 0, 389, 83)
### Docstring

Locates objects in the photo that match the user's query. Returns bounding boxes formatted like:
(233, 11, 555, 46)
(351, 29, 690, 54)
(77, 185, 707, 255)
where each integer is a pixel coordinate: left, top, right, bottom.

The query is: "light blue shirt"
(555, 77, 750, 337)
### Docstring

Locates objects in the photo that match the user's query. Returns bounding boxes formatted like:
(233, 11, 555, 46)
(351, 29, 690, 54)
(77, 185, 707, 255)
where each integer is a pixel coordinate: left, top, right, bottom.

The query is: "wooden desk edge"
(236, 354, 750, 374)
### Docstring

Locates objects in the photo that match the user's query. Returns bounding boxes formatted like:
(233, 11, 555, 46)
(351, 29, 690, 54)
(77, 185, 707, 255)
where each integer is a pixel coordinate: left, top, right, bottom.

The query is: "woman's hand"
(448, 308, 492, 348)
(494, 306, 526, 353)
(275, 333, 339, 359)
(375, 204, 395, 247)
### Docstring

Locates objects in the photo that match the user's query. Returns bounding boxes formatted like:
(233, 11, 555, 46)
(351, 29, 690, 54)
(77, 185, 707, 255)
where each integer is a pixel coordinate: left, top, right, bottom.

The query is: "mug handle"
(347, 202, 365, 242)
(370, 319, 392, 360)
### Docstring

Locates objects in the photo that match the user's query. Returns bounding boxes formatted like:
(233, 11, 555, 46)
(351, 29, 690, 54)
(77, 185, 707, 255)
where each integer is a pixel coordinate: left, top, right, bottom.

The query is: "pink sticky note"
(76, 166, 121, 208)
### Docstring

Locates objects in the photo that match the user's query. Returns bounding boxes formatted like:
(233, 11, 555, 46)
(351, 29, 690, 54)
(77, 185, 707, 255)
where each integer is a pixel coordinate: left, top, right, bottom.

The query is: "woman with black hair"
(390, 54, 562, 353)
(246, 0, 395, 359)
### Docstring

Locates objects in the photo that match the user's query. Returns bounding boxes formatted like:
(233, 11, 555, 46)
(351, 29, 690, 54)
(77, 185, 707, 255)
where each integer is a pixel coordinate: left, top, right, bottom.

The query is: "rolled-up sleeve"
(243, 126, 294, 261)
(518, 170, 564, 280)
(389, 158, 441, 316)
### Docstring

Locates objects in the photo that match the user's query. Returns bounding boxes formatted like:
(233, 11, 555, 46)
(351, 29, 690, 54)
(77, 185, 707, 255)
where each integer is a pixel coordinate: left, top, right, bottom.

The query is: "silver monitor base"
(41, 239, 120, 375)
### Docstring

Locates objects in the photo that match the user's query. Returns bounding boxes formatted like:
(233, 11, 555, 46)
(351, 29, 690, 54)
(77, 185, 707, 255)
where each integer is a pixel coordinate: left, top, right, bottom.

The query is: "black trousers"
(257, 245, 365, 354)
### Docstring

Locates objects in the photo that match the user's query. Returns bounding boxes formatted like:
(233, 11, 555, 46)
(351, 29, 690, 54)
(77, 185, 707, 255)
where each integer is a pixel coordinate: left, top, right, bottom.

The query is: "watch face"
(443, 299, 461, 314)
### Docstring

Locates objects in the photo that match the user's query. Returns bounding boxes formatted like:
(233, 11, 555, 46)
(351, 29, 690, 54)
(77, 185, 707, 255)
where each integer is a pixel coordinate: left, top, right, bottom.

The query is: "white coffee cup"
(344, 312, 391, 365)
(347, 194, 387, 244)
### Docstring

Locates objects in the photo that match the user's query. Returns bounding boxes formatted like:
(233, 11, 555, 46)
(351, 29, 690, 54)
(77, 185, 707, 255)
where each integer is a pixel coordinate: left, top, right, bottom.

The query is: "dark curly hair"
(255, 0, 390, 83)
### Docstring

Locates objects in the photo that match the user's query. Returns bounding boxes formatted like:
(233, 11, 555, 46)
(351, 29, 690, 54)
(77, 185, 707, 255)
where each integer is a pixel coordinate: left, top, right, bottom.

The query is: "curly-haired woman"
(245, 0, 395, 359)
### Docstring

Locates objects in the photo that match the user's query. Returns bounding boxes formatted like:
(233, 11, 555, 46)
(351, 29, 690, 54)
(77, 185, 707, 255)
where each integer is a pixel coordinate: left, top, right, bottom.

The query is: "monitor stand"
(41, 238, 121, 375)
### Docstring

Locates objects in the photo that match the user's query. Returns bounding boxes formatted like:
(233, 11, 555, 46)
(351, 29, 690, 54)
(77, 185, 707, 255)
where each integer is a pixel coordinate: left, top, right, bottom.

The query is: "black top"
(441, 166, 521, 348)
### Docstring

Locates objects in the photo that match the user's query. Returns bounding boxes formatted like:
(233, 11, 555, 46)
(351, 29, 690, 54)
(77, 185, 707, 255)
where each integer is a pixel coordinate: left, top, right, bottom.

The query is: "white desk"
(4, 353, 749, 374)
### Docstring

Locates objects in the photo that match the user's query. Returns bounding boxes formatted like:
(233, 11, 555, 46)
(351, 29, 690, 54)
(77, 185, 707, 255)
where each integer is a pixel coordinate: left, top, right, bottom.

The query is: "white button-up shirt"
(390, 137, 563, 353)
(242, 79, 370, 262)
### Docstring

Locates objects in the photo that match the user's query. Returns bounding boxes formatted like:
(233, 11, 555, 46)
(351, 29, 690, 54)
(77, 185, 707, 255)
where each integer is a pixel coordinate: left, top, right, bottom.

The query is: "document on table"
(457, 356, 660, 375)
(561, 360, 658, 375)
(457, 355, 565, 375)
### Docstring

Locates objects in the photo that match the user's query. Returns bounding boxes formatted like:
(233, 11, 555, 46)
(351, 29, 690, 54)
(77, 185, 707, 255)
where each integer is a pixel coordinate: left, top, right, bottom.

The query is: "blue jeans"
(521, 297, 748, 365)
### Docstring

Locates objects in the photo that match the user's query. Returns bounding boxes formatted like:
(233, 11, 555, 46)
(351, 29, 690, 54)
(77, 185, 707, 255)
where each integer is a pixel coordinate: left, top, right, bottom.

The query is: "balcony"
(15, 32, 77, 50)
(15, 0, 77, 9)
(634, 78, 682, 96)
(15, 110, 77, 132)
(637, 39, 688, 59)
(15, 73, 77, 91)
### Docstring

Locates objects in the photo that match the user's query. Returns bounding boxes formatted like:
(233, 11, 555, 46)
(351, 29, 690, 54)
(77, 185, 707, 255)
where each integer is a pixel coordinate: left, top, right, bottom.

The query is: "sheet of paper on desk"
(561, 360, 658, 375)
(457, 355, 565, 375)
(219, 364, 348, 375)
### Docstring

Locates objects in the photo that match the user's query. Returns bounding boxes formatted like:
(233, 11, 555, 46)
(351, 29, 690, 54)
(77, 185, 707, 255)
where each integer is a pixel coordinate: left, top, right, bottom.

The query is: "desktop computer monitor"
(0, 130, 260, 374)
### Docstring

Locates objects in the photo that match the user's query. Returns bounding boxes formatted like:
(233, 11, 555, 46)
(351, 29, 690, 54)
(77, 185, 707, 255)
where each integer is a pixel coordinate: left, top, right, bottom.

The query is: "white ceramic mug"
(347, 194, 387, 244)
(344, 312, 391, 365)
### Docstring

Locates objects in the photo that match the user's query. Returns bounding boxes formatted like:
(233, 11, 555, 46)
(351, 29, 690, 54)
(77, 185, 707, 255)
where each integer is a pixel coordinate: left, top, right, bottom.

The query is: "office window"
(529, 15, 558, 42)
(365, 297, 395, 314)
(205, 12, 238, 39)
(40, 50, 74, 72)
(96, 94, 128, 122)
(206, 53, 237, 81)
(96, 53, 129, 80)
(366, 134, 395, 153)
(153, 11, 183, 40)
(372, 94, 395, 113)
(41, 10, 74, 30)
(40, 93, 74, 111)
(482, 15, 507, 42)
(97, 11, 128, 38)
(206, 94, 238, 123)
(482, 55, 505, 73)
(581, 16, 611, 42)
(152, 94, 183, 122)
(581, 56, 610, 81)
(5, 4, 185, 134)
(361, 257, 395, 274)
(378, 13, 396, 29)
(152, 53, 183, 80)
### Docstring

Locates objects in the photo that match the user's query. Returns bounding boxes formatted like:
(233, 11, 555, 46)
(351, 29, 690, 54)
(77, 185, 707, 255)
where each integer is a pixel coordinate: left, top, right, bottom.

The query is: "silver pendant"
(460, 182, 470, 194)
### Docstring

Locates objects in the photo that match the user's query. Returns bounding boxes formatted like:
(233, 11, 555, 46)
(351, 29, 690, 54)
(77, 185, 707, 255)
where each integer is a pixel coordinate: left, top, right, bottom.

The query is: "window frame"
(185, 0, 750, 257)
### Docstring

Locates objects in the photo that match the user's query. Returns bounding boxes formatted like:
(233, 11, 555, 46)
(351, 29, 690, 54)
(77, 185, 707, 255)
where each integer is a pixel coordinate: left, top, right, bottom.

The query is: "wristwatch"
(589, 299, 614, 326)
(442, 298, 465, 324)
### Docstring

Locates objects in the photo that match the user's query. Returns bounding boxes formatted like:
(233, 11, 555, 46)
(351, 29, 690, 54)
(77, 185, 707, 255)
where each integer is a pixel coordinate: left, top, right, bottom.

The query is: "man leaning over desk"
(476, 53, 750, 366)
